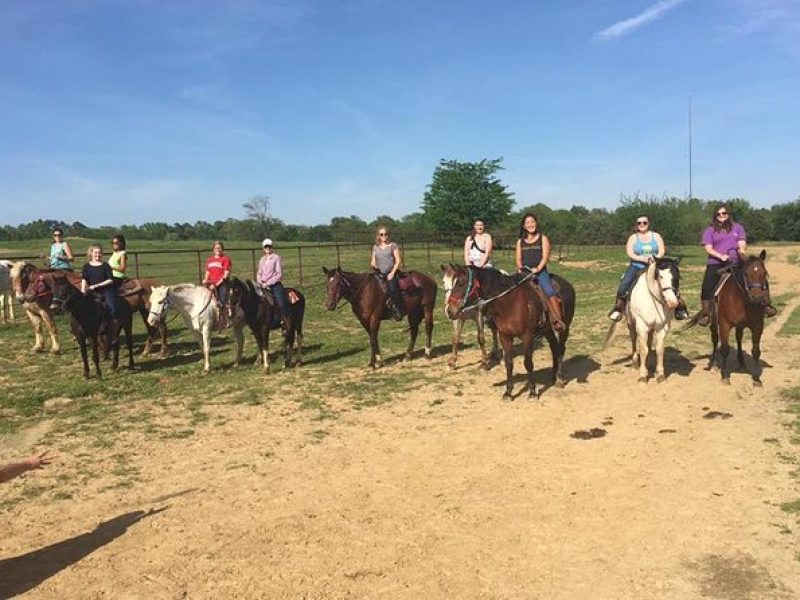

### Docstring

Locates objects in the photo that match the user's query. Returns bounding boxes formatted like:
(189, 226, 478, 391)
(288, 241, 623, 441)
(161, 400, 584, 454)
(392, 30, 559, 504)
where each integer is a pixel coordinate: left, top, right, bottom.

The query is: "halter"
(148, 290, 171, 321)
(447, 268, 482, 310)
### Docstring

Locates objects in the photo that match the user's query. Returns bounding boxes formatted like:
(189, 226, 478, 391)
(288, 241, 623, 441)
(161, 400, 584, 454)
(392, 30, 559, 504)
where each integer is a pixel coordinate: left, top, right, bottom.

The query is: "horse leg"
(751, 321, 764, 386)
(545, 329, 565, 388)
(111, 324, 120, 371)
(404, 308, 421, 361)
(264, 327, 271, 373)
(284, 319, 294, 368)
(232, 324, 244, 367)
(735, 326, 745, 368)
(78, 336, 90, 379)
(423, 302, 434, 360)
(448, 319, 462, 369)
(138, 308, 153, 355)
(654, 328, 667, 383)
(501, 333, 514, 399)
(369, 317, 382, 369)
(294, 326, 303, 367)
(490, 320, 500, 361)
(42, 310, 60, 354)
(718, 320, 732, 384)
(125, 319, 134, 369)
(636, 323, 649, 383)
(523, 332, 537, 399)
(627, 322, 638, 368)
(91, 334, 102, 379)
(476, 314, 491, 370)
(198, 327, 211, 373)
(27, 309, 45, 353)
(706, 318, 719, 371)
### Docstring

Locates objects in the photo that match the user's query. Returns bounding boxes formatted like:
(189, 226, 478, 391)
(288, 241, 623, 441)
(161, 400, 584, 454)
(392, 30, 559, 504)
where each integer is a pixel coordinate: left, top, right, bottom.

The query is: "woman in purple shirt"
(257, 238, 290, 328)
(697, 204, 775, 325)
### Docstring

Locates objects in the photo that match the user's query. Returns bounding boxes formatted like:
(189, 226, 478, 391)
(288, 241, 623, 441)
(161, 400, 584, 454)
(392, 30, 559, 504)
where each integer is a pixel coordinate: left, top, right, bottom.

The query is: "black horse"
(446, 265, 576, 399)
(227, 278, 305, 373)
(44, 272, 134, 378)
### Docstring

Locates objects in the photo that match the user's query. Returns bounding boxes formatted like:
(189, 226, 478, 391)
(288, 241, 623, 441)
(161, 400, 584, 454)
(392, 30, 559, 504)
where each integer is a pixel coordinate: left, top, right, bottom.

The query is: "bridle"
(148, 291, 171, 322)
(448, 267, 536, 314)
(741, 260, 768, 301)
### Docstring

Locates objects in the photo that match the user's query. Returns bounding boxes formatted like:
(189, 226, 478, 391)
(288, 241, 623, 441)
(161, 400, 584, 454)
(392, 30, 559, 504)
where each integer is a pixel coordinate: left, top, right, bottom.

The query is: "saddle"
(524, 274, 562, 332)
(117, 278, 144, 297)
(255, 285, 300, 306)
(374, 271, 418, 294)
(713, 265, 744, 297)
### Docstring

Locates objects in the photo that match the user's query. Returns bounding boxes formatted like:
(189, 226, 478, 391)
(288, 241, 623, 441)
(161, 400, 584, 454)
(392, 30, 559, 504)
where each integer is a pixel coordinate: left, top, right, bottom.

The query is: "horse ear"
(439, 264, 447, 273)
(759, 249, 767, 261)
(322, 266, 329, 275)
(673, 256, 681, 266)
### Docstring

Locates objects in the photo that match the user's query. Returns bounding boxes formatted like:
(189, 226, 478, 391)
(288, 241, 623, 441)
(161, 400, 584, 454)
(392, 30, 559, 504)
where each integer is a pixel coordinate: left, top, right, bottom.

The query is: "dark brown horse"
(446, 265, 576, 399)
(702, 250, 769, 386)
(41, 272, 134, 378)
(323, 267, 437, 368)
(227, 278, 305, 372)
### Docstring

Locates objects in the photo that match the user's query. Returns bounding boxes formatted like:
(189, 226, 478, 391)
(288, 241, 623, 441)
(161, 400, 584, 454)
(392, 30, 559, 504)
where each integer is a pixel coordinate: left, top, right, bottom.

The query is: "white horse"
(440, 264, 499, 370)
(0, 260, 15, 323)
(622, 258, 681, 383)
(147, 284, 244, 373)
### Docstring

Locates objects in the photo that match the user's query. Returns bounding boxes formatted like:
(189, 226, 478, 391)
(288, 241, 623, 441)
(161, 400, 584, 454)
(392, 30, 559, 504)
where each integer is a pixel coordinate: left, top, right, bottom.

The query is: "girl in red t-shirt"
(202, 241, 232, 309)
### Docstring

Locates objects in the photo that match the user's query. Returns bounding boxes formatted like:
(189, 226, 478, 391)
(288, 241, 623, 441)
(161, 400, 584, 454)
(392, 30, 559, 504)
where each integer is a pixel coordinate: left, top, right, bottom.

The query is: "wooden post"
(196, 250, 203, 284)
(297, 246, 304, 287)
(336, 244, 341, 268)
(426, 239, 431, 270)
(251, 248, 257, 280)
(134, 252, 140, 279)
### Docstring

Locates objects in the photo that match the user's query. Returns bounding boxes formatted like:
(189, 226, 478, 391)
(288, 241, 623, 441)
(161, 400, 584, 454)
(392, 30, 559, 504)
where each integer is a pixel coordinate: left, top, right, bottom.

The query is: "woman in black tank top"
(514, 213, 565, 331)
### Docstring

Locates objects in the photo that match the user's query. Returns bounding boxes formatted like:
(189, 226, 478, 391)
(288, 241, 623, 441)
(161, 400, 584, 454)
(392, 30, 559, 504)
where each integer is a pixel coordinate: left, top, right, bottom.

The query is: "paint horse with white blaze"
(623, 257, 682, 383)
(147, 284, 244, 373)
(440, 263, 499, 369)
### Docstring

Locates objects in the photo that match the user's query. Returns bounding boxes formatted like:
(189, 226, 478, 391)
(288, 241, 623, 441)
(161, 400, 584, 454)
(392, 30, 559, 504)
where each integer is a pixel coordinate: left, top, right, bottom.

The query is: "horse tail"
(602, 319, 621, 351)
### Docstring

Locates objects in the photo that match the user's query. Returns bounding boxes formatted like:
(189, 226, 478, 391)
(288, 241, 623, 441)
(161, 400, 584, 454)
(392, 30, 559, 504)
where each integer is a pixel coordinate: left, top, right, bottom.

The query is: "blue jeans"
(268, 282, 290, 316)
(616, 263, 645, 298)
(534, 268, 557, 297)
(100, 288, 118, 319)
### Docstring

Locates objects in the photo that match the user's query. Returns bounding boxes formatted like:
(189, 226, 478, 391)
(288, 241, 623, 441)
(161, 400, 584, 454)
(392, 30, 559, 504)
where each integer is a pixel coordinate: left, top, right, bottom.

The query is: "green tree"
(421, 158, 515, 233)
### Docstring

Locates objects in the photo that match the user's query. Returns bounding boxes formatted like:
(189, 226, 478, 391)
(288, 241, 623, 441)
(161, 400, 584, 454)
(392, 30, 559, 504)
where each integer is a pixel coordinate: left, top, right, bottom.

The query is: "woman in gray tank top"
(370, 227, 404, 320)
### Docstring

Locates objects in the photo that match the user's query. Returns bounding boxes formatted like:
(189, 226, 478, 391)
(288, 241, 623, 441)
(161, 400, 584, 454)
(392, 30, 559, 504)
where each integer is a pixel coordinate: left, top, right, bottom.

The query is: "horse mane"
(171, 283, 199, 293)
(655, 257, 681, 289)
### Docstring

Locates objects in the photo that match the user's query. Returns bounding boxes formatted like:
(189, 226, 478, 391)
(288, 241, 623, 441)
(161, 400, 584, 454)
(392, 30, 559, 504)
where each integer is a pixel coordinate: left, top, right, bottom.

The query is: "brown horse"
(702, 250, 769, 386)
(445, 265, 576, 399)
(323, 267, 437, 368)
(10, 262, 81, 353)
(117, 278, 169, 357)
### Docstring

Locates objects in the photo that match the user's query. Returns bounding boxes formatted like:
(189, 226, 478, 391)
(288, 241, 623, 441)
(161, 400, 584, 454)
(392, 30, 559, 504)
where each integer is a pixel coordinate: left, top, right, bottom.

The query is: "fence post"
(336, 244, 341, 268)
(297, 246, 304, 287)
(251, 248, 257, 280)
(134, 252, 140, 279)
(450, 240, 455, 263)
(426, 240, 431, 270)
(196, 250, 203, 284)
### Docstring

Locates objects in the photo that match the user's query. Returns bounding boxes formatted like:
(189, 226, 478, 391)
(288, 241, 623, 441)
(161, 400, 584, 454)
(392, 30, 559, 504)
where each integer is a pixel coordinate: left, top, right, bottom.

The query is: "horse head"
(226, 278, 248, 321)
(742, 250, 769, 306)
(10, 261, 36, 303)
(443, 265, 483, 319)
(653, 257, 681, 310)
(147, 286, 170, 326)
(322, 266, 347, 311)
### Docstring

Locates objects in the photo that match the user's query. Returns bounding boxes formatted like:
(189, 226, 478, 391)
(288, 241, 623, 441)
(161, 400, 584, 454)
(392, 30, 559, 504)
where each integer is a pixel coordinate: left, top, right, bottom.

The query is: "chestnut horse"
(10, 262, 81, 353)
(323, 267, 437, 368)
(227, 278, 305, 372)
(446, 265, 576, 399)
(701, 250, 769, 386)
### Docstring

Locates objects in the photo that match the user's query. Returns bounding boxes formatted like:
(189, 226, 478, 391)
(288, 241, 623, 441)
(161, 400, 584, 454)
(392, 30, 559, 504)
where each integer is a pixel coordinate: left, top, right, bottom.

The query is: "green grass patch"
(780, 498, 800, 514)
(778, 305, 800, 338)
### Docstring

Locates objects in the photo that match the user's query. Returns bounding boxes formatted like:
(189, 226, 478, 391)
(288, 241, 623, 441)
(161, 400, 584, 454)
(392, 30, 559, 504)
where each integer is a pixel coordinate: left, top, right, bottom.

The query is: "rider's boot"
(675, 296, 689, 320)
(547, 296, 566, 332)
(607, 296, 626, 322)
(697, 299, 713, 326)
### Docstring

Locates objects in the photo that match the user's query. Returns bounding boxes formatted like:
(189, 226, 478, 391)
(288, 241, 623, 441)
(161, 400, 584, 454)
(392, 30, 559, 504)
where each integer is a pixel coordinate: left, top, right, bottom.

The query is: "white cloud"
(595, 0, 688, 40)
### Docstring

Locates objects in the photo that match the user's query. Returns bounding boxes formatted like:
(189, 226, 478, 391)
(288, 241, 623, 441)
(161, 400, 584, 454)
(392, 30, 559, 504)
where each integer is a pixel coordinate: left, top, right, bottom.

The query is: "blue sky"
(1, 0, 798, 226)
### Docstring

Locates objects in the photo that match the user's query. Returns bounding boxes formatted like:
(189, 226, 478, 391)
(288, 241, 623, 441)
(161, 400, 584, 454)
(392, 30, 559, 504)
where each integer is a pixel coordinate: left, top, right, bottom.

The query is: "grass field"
(0, 239, 793, 457)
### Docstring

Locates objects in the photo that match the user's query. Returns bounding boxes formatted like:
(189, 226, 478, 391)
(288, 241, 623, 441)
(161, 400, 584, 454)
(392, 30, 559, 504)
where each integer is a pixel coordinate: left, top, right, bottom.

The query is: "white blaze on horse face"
(657, 268, 679, 309)
(441, 272, 460, 320)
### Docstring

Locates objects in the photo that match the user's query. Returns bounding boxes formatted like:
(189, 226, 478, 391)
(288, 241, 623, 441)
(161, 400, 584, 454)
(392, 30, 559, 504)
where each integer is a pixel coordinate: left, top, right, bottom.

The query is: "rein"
(458, 269, 536, 314)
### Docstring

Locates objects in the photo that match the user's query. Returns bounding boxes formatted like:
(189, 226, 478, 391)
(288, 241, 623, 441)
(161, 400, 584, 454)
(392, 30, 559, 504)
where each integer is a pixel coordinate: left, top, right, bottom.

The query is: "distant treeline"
(3, 196, 799, 246)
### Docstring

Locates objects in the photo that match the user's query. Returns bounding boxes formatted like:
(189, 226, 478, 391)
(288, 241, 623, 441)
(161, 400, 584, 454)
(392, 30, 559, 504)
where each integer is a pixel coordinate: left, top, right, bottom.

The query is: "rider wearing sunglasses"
(697, 203, 776, 326)
(608, 215, 688, 321)
(370, 227, 404, 320)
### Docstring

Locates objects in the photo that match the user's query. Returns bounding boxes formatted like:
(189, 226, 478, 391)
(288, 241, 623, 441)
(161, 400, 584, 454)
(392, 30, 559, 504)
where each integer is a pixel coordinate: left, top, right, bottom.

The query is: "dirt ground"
(2, 250, 799, 599)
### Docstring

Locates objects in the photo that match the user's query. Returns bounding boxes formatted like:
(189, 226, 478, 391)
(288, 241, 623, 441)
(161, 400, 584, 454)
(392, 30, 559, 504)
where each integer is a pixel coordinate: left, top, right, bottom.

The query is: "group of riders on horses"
(43, 201, 776, 339)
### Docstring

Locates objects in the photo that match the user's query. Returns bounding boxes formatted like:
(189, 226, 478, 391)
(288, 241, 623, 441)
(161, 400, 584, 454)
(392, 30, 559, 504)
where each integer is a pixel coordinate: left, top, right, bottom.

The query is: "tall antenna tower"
(688, 94, 693, 200)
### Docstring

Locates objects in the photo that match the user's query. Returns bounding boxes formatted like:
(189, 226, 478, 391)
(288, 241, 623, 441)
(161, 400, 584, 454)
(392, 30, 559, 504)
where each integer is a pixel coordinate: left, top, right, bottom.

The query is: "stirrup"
(697, 314, 710, 327)
(608, 309, 622, 322)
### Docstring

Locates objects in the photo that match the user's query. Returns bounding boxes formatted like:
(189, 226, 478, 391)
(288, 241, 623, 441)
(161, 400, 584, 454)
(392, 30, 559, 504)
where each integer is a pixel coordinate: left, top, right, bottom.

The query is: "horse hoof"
(721, 377, 730, 385)
(753, 379, 763, 387)
(527, 392, 539, 401)
(656, 375, 666, 384)
(503, 391, 513, 401)
(637, 376, 647, 384)
(480, 362, 491, 371)
(555, 379, 566, 389)
(50, 348, 61, 355)
(404, 353, 412, 362)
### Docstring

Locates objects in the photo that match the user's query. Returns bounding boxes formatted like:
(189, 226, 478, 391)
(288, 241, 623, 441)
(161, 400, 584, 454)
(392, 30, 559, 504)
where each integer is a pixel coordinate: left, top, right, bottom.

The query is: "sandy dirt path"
(2, 248, 799, 599)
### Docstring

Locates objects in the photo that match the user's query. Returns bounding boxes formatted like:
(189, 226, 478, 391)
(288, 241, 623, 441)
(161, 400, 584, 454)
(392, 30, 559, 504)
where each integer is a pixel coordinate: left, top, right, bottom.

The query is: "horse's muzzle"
(445, 304, 461, 320)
